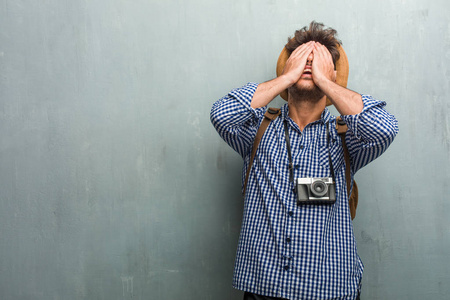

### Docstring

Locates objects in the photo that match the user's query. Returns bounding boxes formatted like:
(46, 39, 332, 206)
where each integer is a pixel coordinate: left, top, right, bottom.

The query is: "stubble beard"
(288, 79, 324, 104)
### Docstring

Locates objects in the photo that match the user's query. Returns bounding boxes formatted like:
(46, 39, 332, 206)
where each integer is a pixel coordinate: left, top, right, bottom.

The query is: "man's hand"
(282, 41, 316, 85)
(311, 43, 336, 86)
(311, 43, 363, 115)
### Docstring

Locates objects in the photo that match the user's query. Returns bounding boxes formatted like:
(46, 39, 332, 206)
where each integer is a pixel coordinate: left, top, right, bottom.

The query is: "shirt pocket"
(319, 137, 345, 176)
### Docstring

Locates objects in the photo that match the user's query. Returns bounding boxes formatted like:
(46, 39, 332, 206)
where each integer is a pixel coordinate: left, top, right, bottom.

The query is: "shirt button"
(284, 265, 290, 271)
(300, 145, 304, 149)
(288, 211, 294, 216)
(286, 238, 291, 243)
(295, 164, 300, 169)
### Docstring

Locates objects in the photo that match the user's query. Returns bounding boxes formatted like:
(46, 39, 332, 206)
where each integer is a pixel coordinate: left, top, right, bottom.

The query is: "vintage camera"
(295, 177, 336, 205)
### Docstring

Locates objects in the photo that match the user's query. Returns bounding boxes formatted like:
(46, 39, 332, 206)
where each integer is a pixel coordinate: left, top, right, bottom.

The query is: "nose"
(307, 52, 314, 65)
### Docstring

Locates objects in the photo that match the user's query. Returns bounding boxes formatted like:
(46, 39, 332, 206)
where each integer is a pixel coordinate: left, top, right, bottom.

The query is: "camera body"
(295, 177, 336, 205)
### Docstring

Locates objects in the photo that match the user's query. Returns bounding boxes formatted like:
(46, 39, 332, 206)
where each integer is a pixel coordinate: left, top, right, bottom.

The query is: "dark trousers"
(243, 292, 288, 300)
(243, 291, 361, 300)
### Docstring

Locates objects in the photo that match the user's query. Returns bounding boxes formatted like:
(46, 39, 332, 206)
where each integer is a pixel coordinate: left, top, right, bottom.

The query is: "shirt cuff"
(340, 94, 387, 139)
(228, 82, 266, 124)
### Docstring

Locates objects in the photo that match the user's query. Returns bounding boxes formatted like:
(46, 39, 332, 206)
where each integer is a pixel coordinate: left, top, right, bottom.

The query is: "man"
(210, 21, 398, 300)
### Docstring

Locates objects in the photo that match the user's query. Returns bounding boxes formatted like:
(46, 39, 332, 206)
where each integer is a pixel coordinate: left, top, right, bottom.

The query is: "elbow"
(210, 98, 233, 132)
(210, 103, 223, 129)
(375, 117, 399, 147)
(359, 116, 399, 147)
(386, 116, 399, 143)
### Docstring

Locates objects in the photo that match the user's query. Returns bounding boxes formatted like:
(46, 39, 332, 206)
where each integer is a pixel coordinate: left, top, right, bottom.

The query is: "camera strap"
(326, 122, 336, 184)
(283, 120, 294, 182)
(283, 120, 335, 183)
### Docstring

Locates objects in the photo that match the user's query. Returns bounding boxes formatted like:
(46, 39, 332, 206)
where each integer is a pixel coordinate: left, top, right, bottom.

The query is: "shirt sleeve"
(210, 82, 266, 158)
(340, 94, 399, 173)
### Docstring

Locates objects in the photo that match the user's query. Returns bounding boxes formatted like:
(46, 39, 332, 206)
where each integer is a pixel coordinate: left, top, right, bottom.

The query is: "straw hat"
(276, 41, 349, 106)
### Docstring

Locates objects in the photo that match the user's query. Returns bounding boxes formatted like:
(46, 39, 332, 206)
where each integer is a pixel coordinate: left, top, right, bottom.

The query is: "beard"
(288, 79, 324, 103)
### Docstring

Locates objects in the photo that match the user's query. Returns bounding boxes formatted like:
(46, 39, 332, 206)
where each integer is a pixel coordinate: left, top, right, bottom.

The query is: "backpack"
(243, 108, 359, 220)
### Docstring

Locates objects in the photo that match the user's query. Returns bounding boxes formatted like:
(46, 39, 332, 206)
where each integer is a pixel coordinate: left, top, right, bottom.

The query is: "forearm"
(251, 75, 293, 108)
(315, 77, 364, 115)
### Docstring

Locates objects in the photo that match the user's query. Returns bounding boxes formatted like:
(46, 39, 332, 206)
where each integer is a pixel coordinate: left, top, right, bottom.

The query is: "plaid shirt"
(210, 83, 398, 300)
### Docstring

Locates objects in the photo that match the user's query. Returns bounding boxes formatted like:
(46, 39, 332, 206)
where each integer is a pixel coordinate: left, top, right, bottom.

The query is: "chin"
(289, 80, 324, 101)
(295, 78, 316, 90)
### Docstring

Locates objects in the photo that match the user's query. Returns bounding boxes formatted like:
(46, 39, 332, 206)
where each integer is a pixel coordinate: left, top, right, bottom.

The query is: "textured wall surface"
(0, 0, 449, 299)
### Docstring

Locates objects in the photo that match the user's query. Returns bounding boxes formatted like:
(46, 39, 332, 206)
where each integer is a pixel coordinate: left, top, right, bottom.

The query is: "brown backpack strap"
(243, 108, 281, 195)
(336, 116, 351, 197)
(336, 116, 358, 220)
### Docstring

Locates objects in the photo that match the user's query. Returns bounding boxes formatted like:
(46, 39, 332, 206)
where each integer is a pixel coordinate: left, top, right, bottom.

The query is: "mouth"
(301, 68, 312, 78)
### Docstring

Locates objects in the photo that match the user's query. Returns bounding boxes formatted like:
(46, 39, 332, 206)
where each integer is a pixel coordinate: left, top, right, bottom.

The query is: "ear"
(333, 70, 337, 82)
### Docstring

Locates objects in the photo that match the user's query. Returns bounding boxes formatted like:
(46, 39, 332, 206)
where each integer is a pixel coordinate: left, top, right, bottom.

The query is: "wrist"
(279, 74, 297, 88)
(313, 74, 332, 89)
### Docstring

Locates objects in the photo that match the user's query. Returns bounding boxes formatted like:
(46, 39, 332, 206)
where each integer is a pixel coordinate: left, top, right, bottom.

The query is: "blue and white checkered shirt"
(210, 83, 398, 300)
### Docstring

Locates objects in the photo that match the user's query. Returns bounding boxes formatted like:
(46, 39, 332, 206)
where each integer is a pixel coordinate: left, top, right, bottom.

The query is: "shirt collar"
(282, 103, 332, 125)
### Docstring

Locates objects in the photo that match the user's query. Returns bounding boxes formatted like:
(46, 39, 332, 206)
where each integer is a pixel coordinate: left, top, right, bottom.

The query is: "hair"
(285, 21, 341, 68)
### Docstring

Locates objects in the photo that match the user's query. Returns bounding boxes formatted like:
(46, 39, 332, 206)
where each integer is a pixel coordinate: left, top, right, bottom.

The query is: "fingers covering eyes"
(313, 43, 333, 63)
(291, 41, 314, 58)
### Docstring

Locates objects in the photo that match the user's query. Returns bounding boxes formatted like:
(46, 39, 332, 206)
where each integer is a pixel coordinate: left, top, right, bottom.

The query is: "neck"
(288, 95, 326, 131)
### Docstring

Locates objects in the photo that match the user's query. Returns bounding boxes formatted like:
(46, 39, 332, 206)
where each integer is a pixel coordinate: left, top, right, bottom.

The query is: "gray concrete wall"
(0, 0, 449, 299)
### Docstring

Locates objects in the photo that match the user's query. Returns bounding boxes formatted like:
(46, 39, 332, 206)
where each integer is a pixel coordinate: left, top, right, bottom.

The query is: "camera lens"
(310, 180, 328, 197)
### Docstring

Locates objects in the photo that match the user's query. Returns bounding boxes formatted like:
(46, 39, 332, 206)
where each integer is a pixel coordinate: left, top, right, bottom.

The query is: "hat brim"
(276, 42, 349, 106)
